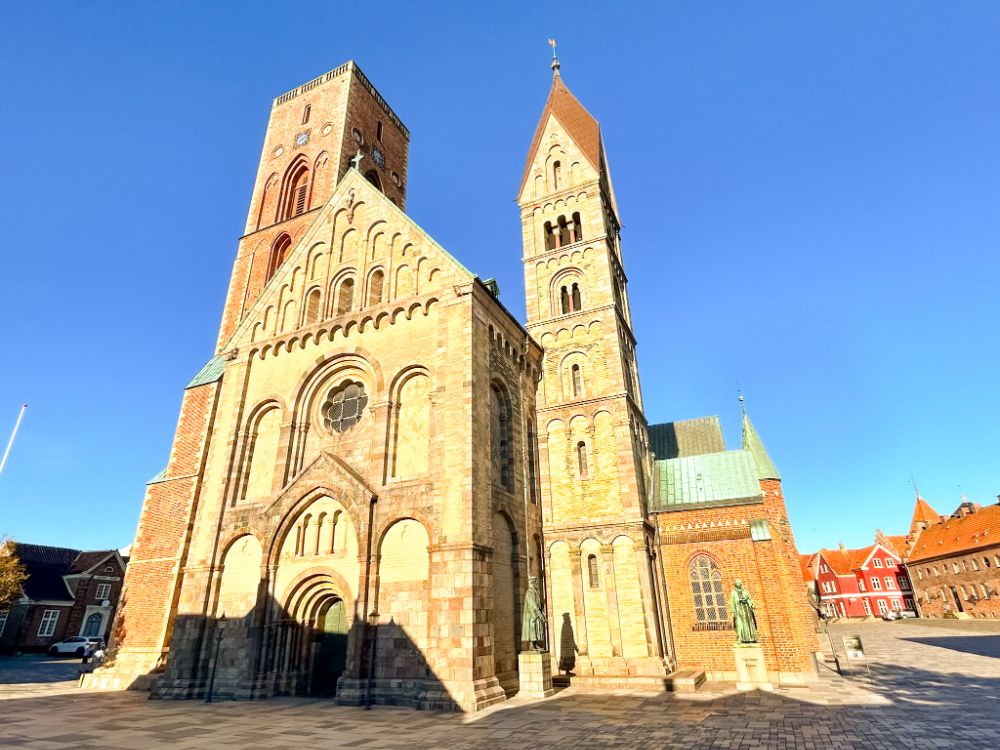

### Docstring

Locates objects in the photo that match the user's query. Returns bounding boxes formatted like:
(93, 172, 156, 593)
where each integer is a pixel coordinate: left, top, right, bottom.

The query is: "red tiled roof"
(907, 504, 1000, 563)
(911, 497, 940, 531)
(800, 553, 817, 581)
(884, 535, 909, 558)
(819, 545, 876, 576)
(519, 73, 603, 196)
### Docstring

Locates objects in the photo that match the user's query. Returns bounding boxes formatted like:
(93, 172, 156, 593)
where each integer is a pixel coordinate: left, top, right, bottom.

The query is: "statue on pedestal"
(521, 576, 547, 651)
(730, 579, 758, 644)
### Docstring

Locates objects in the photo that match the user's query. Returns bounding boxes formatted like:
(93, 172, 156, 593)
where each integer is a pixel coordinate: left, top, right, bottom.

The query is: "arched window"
(364, 170, 382, 192)
(376, 120, 384, 142)
(368, 270, 384, 306)
(526, 419, 538, 505)
(304, 288, 322, 324)
(336, 278, 355, 314)
(560, 285, 570, 315)
(302, 104, 311, 124)
(552, 160, 562, 190)
(82, 612, 103, 637)
(280, 163, 311, 221)
(571, 283, 582, 311)
(587, 554, 599, 588)
(544, 221, 557, 251)
(267, 234, 292, 281)
(577, 441, 588, 478)
(558, 215, 570, 247)
(572, 212, 583, 241)
(689, 555, 728, 624)
(491, 385, 513, 491)
(571, 364, 582, 398)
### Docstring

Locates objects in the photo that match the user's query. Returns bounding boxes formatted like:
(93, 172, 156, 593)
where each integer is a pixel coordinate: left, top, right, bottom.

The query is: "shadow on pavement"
(902, 635, 1000, 659)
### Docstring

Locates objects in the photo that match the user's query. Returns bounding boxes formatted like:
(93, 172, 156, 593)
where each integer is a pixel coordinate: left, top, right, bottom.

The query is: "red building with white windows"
(802, 540, 915, 618)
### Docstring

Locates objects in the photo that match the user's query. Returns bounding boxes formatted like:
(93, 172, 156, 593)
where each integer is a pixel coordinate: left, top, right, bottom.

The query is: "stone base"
(552, 654, 671, 691)
(79, 647, 164, 692)
(337, 676, 507, 712)
(518, 650, 555, 699)
(664, 669, 705, 693)
(733, 645, 773, 692)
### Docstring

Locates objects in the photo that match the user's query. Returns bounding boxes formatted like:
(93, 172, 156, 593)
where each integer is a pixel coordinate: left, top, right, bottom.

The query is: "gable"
(226, 169, 474, 352)
(518, 112, 601, 204)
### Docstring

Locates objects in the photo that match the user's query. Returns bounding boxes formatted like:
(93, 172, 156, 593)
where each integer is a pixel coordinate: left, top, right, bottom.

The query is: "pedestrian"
(82, 641, 94, 665)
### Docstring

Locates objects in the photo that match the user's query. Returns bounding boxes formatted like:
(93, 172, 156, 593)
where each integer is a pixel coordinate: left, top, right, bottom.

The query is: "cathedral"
(88, 58, 818, 709)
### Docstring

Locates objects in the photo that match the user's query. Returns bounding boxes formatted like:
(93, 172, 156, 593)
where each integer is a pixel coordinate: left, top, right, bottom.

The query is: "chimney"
(838, 542, 847, 552)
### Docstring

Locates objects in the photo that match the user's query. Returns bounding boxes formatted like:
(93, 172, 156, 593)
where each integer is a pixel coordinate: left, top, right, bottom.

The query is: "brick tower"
(519, 56, 670, 685)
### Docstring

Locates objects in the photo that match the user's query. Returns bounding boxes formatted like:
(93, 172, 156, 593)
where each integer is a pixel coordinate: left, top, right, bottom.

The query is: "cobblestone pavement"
(1, 620, 998, 749)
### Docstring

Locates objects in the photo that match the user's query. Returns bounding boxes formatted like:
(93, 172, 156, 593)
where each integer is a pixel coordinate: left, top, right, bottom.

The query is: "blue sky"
(1, 2, 998, 554)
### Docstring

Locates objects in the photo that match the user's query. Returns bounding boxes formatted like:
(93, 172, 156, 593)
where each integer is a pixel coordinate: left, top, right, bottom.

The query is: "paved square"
(2, 620, 998, 749)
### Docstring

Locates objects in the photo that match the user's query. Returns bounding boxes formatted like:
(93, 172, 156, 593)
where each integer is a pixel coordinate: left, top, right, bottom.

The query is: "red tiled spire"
(519, 73, 603, 197)
(910, 496, 940, 534)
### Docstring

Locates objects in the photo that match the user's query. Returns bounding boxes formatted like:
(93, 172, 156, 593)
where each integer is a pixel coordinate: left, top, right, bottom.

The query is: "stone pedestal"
(518, 650, 555, 699)
(733, 645, 773, 692)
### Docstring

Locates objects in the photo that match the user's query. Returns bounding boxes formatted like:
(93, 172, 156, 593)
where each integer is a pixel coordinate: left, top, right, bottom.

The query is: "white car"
(48, 636, 103, 656)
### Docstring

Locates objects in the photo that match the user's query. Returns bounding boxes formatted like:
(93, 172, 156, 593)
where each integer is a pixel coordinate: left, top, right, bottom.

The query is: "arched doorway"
(279, 573, 353, 697)
(310, 594, 349, 695)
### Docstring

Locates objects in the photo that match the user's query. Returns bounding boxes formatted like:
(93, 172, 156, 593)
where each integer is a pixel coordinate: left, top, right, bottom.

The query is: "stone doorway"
(310, 596, 348, 695)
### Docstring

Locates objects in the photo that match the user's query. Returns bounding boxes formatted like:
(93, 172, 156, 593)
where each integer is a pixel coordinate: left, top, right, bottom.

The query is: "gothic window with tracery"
(689, 555, 727, 624)
(322, 381, 368, 433)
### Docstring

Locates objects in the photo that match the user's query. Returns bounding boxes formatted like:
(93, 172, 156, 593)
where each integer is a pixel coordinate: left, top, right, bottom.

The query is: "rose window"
(322, 381, 368, 433)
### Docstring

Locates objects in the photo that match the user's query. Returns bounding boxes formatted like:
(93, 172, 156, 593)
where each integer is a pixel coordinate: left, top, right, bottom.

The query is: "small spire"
(737, 384, 746, 416)
(548, 38, 560, 76)
(740, 399, 780, 481)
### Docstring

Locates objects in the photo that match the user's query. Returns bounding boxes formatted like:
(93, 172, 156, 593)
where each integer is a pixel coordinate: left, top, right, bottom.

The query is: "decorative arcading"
(248, 297, 440, 360)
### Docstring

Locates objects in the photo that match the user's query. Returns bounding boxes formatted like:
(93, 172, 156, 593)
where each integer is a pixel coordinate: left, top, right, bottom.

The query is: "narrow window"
(491, 385, 514, 491)
(560, 286, 570, 315)
(577, 441, 588, 478)
(587, 554, 599, 588)
(571, 364, 582, 398)
(689, 555, 728, 624)
(558, 215, 570, 247)
(280, 164, 311, 220)
(302, 104, 311, 124)
(336, 278, 355, 314)
(571, 283, 581, 311)
(376, 120, 384, 142)
(572, 211, 583, 241)
(544, 221, 556, 251)
(526, 419, 538, 504)
(304, 288, 322, 324)
(552, 160, 561, 190)
(368, 270, 384, 306)
(267, 234, 292, 281)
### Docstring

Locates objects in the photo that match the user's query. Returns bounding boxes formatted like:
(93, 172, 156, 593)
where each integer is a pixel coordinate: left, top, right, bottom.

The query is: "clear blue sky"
(1, 2, 998, 554)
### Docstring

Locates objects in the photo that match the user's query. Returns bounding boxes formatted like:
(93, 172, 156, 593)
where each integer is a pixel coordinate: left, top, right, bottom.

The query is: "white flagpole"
(0, 404, 27, 477)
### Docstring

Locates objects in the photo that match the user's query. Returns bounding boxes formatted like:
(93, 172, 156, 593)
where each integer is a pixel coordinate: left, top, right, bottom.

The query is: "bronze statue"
(730, 579, 758, 644)
(521, 576, 547, 651)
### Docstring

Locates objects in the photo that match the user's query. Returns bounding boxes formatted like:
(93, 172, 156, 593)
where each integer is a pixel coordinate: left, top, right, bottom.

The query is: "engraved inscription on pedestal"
(733, 644, 773, 692)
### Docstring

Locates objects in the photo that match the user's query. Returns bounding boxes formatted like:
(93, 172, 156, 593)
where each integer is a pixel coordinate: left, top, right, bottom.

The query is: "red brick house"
(904, 498, 1000, 619)
(804, 541, 914, 618)
(0, 544, 127, 654)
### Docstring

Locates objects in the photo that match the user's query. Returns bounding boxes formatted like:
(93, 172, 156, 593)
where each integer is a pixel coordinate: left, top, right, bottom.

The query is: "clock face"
(371, 146, 385, 168)
(295, 131, 309, 147)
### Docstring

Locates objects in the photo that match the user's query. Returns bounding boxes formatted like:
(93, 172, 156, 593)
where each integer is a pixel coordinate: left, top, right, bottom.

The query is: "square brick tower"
(519, 59, 670, 686)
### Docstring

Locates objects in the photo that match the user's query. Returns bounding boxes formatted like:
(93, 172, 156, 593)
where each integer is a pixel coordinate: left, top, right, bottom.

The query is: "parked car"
(881, 609, 918, 621)
(47, 636, 104, 656)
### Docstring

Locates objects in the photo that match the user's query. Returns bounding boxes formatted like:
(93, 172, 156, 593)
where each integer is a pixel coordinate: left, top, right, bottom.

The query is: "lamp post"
(205, 613, 227, 703)
(364, 608, 379, 710)
(807, 590, 842, 675)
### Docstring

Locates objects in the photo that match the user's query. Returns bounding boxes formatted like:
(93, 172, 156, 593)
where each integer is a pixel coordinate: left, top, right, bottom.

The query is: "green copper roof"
(185, 355, 226, 390)
(648, 417, 725, 459)
(650, 449, 763, 512)
(742, 412, 780, 480)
